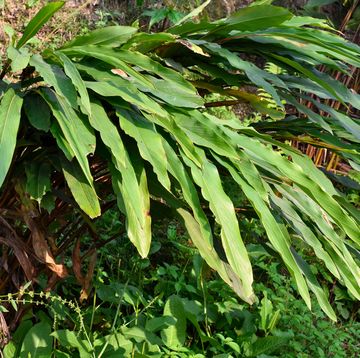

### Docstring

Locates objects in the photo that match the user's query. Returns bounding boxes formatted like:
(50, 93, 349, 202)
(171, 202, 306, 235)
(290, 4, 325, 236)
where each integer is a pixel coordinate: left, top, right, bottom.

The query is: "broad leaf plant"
(0, 2, 359, 320)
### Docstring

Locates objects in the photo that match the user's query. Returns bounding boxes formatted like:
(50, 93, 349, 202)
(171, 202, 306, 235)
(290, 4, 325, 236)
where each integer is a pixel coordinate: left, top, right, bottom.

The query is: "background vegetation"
(0, 0, 359, 357)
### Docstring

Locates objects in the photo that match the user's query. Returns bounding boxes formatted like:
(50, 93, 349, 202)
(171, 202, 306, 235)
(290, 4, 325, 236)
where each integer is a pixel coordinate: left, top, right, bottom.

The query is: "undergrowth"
(2, 212, 359, 357)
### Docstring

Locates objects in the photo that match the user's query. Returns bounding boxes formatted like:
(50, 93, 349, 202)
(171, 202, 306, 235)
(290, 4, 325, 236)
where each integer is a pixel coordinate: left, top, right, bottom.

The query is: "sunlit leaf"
(0, 88, 23, 187)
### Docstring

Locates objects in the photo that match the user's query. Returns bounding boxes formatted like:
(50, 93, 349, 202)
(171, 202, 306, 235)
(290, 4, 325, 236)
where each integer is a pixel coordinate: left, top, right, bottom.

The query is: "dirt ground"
(0, 0, 255, 58)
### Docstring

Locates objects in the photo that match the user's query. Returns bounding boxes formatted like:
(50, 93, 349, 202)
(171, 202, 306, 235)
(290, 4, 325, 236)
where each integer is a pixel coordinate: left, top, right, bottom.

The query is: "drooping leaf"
(291, 248, 336, 321)
(62, 46, 200, 99)
(85, 80, 168, 117)
(271, 54, 343, 103)
(30, 54, 78, 109)
(50, 121, 74, 161)
(90, 101, 151, 257)
(276, 184, 360, 299)
(213, 153, 311, 308)
(55, 51, 92, 116)
(144, 76, 204, 108)
(202, 42, 284, 106)
(270, 193, 340, 280)
(41, 88, 95, 185)
(181, 151, 255, 303)
(62, 47, 155, 89)
(0, 88, 23, 188)
(117, 109, 171, 190)
(122, 32, 176, 53)
(149, 174, 246, 300)
(62, 159, 101, 218)
(25, 161, 51, 205)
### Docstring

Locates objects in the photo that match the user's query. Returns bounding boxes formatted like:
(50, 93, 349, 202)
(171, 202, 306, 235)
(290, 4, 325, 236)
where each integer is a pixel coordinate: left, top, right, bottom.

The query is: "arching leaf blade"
(30, 54, 78, 109)
(40, 88, 94, 185)
(62, 159, 101, 219)
(55, 51, 92, 116)
(16, 2, 65, 49)
(90, 101, 151, 257)
(182, 151, 255, 303)
(213, 153, 311, 309)
(62, 26, 137, 48)
(117, 109, 171, 190)
(0, 88, 23, 188)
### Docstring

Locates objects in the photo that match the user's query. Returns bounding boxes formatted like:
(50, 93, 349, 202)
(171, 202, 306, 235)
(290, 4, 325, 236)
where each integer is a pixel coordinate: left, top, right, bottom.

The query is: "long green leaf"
(213, 154, 311, 308)
(0, 88, 23, 188)
(30, 54, 78, 109)
(85, 81, 168, 118)
(55, 51, 92, 116)
(16, 1, 64, 49)
(63, 26, 137, 48)
(214, 5, 292, 33)
(291, 248, 336, 321)
(202, 42, 284, 106)
(182, 151, 254, 303)
(90, 101, 151, 257)
(40, 88, 94, 185)
(174, 0, 211, 25)
(62, 46, 200, 98)
(62, 48, 155, 89)
(270, 193, 340, 279)
(271, 54, 343, 103)
(277, 184, 360, 299)
(148, 160, 248, 301)
(220, 129, 360, 243)
(117, 109, 171, 190)
(62, 159, 101, 218)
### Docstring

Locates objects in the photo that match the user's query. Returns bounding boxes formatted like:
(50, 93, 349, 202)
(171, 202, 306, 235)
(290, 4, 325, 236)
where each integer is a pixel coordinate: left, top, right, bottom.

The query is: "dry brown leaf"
(0, 236, 35, 282)
(72, 239, 97, 302)
(0, 312, 10, 348)
(80, 250, 97, 303)
(72, 239, 84, 285)
(24, 215, 68, 279)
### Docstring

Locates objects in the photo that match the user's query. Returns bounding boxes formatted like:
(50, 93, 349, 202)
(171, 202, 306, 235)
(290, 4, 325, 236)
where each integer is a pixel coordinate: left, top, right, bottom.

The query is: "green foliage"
(142, 7, 184, 29)
(255, 259, 360, 358)
(0, 2, 359, 323)
(16, 1, 65, 49)
(3, 231, 359, 357)
(0, 88, 23, 187)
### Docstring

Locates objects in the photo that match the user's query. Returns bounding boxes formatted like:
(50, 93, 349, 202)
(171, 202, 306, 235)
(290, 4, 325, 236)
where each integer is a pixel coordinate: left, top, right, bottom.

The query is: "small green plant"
(142, 6, 184, 30)
(4, 233, 359, 357)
